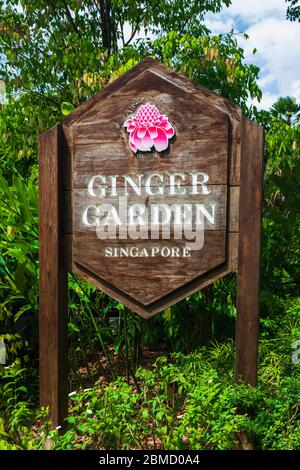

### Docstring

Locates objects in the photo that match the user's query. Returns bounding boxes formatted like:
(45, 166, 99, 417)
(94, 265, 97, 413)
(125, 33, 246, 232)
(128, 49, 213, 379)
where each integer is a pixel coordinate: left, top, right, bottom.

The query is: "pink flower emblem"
(124, 103, 175, 153)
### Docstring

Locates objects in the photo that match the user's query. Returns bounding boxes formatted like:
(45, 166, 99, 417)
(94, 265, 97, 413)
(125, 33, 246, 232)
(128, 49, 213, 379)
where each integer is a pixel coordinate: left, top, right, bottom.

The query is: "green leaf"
(68, 322, 80, 333)
(61, 102, 75, 116)
(163, 307, 172, 321)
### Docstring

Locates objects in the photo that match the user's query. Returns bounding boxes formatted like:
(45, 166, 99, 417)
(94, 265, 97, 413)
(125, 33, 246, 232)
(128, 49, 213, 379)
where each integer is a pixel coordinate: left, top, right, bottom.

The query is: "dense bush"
(1, 321, 300, 450)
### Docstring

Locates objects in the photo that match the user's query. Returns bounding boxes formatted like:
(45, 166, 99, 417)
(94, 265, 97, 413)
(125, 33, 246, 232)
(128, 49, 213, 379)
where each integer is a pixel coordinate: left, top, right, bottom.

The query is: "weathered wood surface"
(71, 141, 229, 190)
(39, 124, 68, 427)
(68, 232, 238, 317)
(64, 58, 236, 314)
(72, 93, 229, 139)
(63, 58, 241, 186)
(235, 117, 264, 386)
(73, 231, 226, 305)
(63, 186, 239, 235)
(71, 185, 227, 232)
(60, 58, 244, 316)
(59, 57, 243, 317)
(228, 186, 239, 233)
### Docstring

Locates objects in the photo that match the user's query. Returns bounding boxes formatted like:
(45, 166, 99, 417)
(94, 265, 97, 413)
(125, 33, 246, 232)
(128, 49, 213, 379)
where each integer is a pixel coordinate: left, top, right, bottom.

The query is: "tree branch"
(61, 0, 82, 37)
(124, 25, 139, 47)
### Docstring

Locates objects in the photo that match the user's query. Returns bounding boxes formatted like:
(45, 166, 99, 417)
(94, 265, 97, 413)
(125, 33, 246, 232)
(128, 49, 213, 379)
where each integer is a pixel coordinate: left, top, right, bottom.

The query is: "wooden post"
(235, 117, 264, 386)
(39, 124, 68, 427)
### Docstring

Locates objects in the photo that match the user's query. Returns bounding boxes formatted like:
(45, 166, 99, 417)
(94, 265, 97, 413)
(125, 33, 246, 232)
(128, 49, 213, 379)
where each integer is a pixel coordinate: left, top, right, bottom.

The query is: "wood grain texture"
(73, 231, 226, 305)
(63, 57, 240, 126)
(76, 70, 229, 131)
(71, 139, 229, 189)
(120, 65, 242, 186)
(228, 186, 239, 233)
(63, 58, 241, 187)
(70, 184, 227, 233)
(235, 117, 264, 386)
(72, 110, 228, 144)
(70, 232, 237, 317)
(39, 124, 68, 427)
(60, 57, 243, 317)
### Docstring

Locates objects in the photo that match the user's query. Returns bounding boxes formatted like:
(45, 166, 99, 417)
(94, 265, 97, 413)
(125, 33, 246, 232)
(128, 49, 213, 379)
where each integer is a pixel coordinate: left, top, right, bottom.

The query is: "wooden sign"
(39, 58, 264, 426)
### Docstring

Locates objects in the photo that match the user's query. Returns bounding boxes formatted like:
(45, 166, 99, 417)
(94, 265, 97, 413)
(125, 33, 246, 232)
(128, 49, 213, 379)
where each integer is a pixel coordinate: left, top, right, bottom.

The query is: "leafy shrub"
(50, 343, 300, 451)
(1, 337, 298, 451)
(0, 174, 39, 365)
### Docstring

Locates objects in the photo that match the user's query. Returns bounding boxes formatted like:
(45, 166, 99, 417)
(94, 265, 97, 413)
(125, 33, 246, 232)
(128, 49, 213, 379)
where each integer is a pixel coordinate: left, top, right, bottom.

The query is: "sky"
(204, 0, 300, 110)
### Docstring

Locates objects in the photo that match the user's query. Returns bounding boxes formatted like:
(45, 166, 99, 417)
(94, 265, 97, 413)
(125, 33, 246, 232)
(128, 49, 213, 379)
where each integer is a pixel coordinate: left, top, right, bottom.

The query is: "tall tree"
(286, 0, 300, 21)
(0, 0, 261, 177)
(270, 96, 300, 126)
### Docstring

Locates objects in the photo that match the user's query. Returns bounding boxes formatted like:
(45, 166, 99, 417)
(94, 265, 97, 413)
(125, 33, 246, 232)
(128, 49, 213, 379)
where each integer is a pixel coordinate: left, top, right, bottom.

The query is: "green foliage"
(0, 359, 45, 449)
(0, 98, 46, 178)
(270, 96, 300, 126)
(0, 174, 39, 363)
(262, 116, 300, 296)
(61, 101, 75, 116)
(286, 0, 300, 22)
(1, 335, 300, 450)
(44, 339, 300, 451)
(141, 277, 236, 354)
(0, 0, 236, 113)
(150, 32, 261, 112)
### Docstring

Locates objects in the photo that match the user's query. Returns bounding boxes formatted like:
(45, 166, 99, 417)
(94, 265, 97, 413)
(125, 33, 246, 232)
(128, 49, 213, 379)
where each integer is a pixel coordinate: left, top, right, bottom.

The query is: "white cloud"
(240, 17, 300, 106)
(225, 0, 286, 21)
(205, 1, 300, 110)
(257, 74, 277, 89)
(204, 17, 234, 34)
(291, 80, 300, 102)
(249, 92, 280, 111)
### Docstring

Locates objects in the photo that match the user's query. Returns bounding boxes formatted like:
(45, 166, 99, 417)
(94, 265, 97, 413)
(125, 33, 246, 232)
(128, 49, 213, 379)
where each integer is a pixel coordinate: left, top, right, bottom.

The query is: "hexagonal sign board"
(62, 58, 242, 317)
(39, 58, 265, 425)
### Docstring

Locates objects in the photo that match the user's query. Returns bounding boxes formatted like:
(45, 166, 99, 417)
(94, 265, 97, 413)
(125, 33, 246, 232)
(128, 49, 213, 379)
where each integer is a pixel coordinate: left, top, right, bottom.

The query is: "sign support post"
(235, 117, 264, 386)
(39, 124, 68, 427)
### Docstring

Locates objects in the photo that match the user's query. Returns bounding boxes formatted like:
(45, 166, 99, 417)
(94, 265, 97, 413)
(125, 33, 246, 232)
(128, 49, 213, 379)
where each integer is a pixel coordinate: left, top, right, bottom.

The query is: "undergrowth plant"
(1, 336, 299, 451)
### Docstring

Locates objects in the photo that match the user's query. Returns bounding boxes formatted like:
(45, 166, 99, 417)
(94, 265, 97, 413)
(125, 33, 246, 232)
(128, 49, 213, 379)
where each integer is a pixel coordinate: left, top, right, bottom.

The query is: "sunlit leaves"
(61, 101, 74, 115)
(150, 32, 261, 110)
